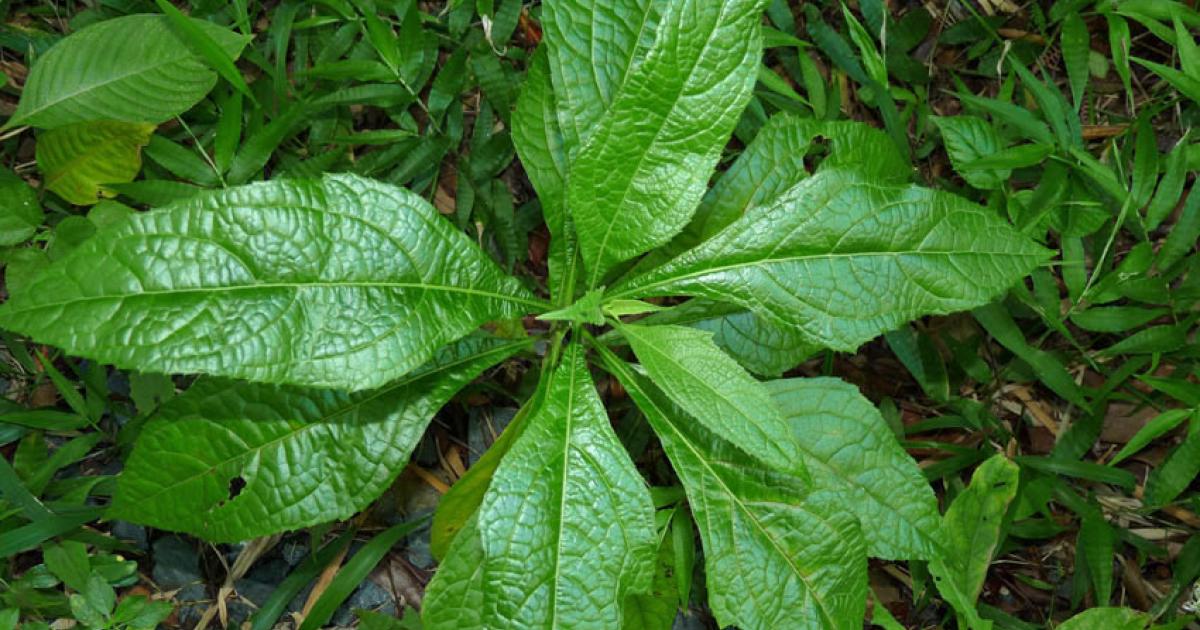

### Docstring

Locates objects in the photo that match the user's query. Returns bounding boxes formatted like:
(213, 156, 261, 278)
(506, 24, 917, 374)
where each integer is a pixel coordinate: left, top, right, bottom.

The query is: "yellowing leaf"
(37, 121, 154, 205)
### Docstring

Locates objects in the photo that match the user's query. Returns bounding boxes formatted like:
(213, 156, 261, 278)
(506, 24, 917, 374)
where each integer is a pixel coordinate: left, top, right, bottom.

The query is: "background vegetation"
(0, 0, 1197, 628)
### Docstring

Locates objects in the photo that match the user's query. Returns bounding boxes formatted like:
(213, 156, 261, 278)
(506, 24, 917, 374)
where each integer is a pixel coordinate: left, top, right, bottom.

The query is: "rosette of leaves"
(0, 1, 1049, 628)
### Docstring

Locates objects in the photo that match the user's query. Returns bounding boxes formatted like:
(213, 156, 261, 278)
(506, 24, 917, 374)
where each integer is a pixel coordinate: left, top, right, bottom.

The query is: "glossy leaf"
(1146, 136, 1190, 231)
(153, 0, 256, 104)
(511, 48, 573, 303)
(430, 370, 551, 560)
(299, 519, 427, 630)
(476, 344, 657, 628)
(8, 14, 249, 129)
(569, 0, 769, 286)
(1157, 183, 1200, 272)
(1079, 513, 1115, 605)
(614, 169, 1050, 353)
(423, 514, 487, 630)
(671, 116, 909, 259)
(598, 347, 867, 630)
(1133, 57, 1200, 104)
(110, 335, 528, 541)
(37, 122, 154, 206)
(541, 0, 662, 155)
(620, 323, 797, 474)
(974, 303, 1090, 409)
(769, 378, 944, 560)
(1109, 409, 1193, 466)
(637, 118, 907, 375)
(0, 170, 44, 246)
(1107, 14, 1133, 99)
(680, 114, 816, 248)
(929, 455, 1020, 630)
(1131, 117, 1159, 209)
(0, 174, 540, 391)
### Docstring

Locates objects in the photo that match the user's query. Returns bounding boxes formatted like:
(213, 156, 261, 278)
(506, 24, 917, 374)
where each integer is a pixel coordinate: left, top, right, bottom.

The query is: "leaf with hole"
(110, 335, 528, 541)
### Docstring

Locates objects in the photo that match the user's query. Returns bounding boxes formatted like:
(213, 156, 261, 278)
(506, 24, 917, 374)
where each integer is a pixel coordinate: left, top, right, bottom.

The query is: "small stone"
(333, 580, 395, 627)
(281, 541, 310, 566)
(151, 536, 201, 590)
(110, 521, 148, 551)
(234, 578, 276, 607)
(468, 407, 517, 466)
(226, 599, 258, 627)
(174, 583, 209, 628)
(673, 611, 708, 630)
(404, 522, 434, 570)
(245, 558, 290, 588)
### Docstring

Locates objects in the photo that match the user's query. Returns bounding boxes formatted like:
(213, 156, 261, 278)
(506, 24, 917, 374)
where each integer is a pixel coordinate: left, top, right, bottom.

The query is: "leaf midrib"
(583, 2, 737, 288)
(547, 354, 579, 630)
(9, 280, 548, 312)
(611, 247, 1044, 301)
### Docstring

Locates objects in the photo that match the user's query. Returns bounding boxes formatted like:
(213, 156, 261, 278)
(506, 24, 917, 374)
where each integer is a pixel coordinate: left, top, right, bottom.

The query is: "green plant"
(0, 2, 1058, 628)
(1, 541, 171, 630)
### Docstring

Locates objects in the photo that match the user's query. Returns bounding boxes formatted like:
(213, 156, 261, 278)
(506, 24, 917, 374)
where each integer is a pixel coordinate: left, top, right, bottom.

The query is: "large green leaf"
(768, 378, 943, 560)
(542, 0, 662, 156)
(8, 14, 249, 129)
(620, 323, 797, 474)
(511, 48, 575, 305)
(929, 454, 1020, 630)
(631, 118, 909, 376)
(0, 174, 541, 391)
(423, 514, 487, 629)
(597, 347, 867, 630)
(430, 368, 551, 560)
(513, 48, 567, 233)
(109, 335, 527, 542)
(0, 170, 44, 246)
(475, 344, 656, 628)
(569, 0, 769, 286)
(680, 116, 815, 249)
(692, 308, 819, 377)
(613, 169, 1050, 353)
(37, 121, 154, 206)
